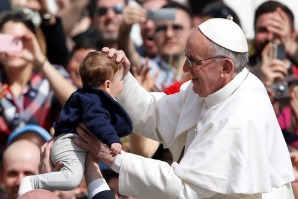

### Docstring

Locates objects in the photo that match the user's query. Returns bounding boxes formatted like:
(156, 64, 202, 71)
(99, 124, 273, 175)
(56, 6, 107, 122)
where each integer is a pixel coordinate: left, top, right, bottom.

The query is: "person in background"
(89, 0, 128, 49)
(0, 11, 76, 153)
(247, 1, 298, 148)
(198, 1, 241, 27)
(118, 0, 168, 68)
(19, 51, 132, 196)
(1, 140, 40, 199)
(6, 124, 52, 148)
(74, 18, 294, 198)
(66, 38, 101, 88)
(187, 0, 222, 26)
(248, 1, 298, 79)
(11, 0, 71, 67)
(151, 1, 192, 89)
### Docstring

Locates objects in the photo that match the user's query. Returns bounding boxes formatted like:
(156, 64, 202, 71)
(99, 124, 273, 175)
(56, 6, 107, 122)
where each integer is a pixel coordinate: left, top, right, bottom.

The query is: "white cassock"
(114, 67, 295, 199)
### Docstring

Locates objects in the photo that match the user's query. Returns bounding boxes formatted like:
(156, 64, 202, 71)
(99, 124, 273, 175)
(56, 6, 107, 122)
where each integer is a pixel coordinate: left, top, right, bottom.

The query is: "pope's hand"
(74, 123, 116, 166)
(101, 47, 131, 77)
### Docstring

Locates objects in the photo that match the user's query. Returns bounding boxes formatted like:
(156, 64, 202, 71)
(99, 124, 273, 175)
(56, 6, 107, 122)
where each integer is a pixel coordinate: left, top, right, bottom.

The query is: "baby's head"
(80, 51, 125, 96)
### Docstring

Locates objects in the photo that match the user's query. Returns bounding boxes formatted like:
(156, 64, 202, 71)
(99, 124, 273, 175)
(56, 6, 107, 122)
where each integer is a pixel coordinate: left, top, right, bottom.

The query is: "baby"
(19, 51, 133, 194)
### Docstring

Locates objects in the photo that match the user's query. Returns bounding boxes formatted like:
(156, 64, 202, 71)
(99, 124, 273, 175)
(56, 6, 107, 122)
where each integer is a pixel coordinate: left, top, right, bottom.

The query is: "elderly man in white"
(65, 18, 295, 198)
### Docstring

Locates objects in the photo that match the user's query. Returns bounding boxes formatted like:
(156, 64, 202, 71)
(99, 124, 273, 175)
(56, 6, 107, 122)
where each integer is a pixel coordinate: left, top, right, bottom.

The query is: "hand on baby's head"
(110, 143, 122, 157)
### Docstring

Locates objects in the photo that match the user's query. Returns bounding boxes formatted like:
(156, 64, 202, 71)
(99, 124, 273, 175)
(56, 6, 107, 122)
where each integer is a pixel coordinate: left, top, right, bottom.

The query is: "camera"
(147, 8, 175, 21)
(0, 34, 23, 53)
(269, 80, 289, 101)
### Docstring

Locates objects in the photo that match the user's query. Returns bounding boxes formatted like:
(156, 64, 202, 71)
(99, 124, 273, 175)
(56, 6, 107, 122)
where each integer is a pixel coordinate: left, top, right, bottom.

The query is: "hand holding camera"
(122, 6, 175, 26)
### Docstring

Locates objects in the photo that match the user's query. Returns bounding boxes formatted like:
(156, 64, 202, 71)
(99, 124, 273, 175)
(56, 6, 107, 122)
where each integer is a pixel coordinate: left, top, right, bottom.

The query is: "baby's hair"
(80, 51, 124, 87)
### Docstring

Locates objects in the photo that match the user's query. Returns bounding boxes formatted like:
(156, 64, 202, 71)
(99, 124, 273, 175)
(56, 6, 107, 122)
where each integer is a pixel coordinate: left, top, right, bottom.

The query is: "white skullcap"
(198, 18, 248, 53)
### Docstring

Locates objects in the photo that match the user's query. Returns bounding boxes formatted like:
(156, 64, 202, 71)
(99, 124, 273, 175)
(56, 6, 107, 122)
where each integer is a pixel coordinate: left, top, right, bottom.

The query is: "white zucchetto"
(198, 18, 248, 53)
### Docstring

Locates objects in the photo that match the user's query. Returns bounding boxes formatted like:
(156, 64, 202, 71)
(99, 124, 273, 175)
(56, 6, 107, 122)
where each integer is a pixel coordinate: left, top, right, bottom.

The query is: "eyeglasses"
(97, 5, 124, 16)
(184, 51, 228, 68)
(155, 24, 184, 33)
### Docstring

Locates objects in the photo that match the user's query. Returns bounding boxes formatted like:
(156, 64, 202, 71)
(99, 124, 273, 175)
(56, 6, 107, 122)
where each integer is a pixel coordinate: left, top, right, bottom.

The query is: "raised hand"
(39, 139, 63, 174)
(122, 6, 147, 26)
(131, 57, 159, 91)
(259, 43, 289, 86)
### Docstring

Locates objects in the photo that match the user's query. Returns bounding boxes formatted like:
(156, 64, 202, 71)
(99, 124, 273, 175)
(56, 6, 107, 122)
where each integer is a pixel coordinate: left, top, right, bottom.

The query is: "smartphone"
(270, 43, 286, 60)
(147, 8, 176, 21)
(0, 34, 23, 53)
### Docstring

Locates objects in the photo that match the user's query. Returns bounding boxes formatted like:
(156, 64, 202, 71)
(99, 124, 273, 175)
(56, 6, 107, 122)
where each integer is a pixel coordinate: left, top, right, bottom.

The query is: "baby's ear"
(103, 80, 112, 94)
(105, 80, 110, 88)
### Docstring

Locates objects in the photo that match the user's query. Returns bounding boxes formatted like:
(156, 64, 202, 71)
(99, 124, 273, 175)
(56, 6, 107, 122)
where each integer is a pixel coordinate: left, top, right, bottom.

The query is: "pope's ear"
(222, 58, 234, 74)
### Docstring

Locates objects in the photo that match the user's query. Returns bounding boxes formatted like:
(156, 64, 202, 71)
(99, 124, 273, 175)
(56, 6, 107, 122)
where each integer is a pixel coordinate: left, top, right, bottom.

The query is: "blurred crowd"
(0, 0, 297, 198)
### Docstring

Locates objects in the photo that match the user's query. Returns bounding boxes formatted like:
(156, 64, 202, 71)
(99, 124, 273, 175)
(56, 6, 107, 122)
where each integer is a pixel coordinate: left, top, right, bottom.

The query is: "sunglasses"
(155, 24, 184, 33)
(97, 5, 124, 16)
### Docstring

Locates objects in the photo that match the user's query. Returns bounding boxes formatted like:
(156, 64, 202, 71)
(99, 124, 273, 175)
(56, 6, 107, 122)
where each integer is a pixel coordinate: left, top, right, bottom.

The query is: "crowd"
(0, 0, 297, 198)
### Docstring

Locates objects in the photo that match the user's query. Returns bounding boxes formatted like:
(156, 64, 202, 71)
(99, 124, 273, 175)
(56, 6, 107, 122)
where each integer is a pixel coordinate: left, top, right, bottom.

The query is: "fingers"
(39, 139, 55, 173)
(123, 7, 147, 25)
(101, 47, 131, 76)
(131, 65, 138, 76)
(101, 48, 124, 61)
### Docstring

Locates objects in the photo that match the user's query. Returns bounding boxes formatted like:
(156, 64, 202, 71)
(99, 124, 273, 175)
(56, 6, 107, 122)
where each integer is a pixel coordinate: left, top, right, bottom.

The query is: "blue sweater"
(54, 86, 133, 147)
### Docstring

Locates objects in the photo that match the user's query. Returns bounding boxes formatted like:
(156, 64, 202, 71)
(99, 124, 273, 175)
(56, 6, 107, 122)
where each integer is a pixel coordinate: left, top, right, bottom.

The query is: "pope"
(72, 18, 295, 198)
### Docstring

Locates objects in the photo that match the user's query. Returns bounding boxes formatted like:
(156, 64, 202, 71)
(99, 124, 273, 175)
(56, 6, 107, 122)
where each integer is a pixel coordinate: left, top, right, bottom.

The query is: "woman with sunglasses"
(0, 12, 76, 152)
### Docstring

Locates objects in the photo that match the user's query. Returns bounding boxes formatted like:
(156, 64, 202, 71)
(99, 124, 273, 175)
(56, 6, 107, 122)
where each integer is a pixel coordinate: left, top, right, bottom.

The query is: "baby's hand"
(110, 143, 122, 157)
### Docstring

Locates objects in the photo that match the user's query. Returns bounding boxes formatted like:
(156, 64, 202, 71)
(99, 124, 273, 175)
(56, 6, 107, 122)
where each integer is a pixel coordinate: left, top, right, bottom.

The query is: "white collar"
(204, 67, 249, 107)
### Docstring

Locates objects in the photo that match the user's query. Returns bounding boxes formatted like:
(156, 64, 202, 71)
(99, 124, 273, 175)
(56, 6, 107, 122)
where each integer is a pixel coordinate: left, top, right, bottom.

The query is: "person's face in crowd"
(154, 9, 192, 60)
(183, 28, 227, 97)
(2, 140, 40, 199)
(254, 11, 291, 54)
(67, 48, 95, 88)
(140, 0, 167, 58)
(95, 0, 125, 43)
(0, 21, 29, 69)
(108, 67, 124, 97)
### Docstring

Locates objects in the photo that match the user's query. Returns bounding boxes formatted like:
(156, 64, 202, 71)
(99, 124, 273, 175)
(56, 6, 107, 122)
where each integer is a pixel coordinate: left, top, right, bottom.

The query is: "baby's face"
(109, 67, 124, 97)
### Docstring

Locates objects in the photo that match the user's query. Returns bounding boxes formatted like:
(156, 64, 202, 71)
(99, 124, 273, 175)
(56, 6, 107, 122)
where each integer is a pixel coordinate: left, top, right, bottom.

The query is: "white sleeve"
(118, 152, 217, 199)
(87, 179, 110, 199)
